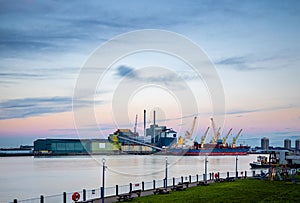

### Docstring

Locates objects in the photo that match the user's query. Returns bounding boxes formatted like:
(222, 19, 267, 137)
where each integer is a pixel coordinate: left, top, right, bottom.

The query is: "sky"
(0, 0, 300, 148)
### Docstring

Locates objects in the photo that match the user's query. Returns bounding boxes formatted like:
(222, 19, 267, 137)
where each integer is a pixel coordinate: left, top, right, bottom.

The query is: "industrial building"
(34, 138, 117, 155)
(146, 124, 177, 147)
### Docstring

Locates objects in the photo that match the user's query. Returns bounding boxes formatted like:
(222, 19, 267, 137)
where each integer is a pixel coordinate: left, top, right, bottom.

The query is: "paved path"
(80, 180, 215, 203)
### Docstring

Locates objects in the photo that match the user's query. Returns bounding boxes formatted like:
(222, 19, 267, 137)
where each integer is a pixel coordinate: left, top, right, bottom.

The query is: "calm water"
(0, 155, 259, 203)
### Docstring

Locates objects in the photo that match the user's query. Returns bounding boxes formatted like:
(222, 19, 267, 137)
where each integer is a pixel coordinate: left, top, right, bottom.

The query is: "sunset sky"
(0, 0, 300, 147)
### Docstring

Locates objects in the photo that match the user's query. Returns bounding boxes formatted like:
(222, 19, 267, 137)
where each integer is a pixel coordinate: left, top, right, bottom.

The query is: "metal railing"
(11, 170, 257, 203)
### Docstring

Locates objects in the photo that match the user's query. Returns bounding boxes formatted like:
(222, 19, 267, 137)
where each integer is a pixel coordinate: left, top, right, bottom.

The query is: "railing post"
(129, 183, 132, 193)
(13, 199, 17, 203)
(189, 175, 191, 183)
(40, 195, 44, 203)
(142, 182, 144, 191)
(63, 192, 66, 203)
(83, 189, 86, 201)
(153, 180, 156, 189)
(173, 177, 175, 186)
(116, 185, 119, 196)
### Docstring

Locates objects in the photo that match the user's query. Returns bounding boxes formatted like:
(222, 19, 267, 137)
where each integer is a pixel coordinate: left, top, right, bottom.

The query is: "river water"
(0, 154, 260, 203)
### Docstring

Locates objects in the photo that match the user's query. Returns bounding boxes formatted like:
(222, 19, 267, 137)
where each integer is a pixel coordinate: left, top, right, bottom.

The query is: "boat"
(250, 155, 271, 169)
(161, 144, 250, 156)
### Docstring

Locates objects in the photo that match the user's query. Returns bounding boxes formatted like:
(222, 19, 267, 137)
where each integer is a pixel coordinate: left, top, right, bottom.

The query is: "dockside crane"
(222, 128, 233, 146)
(185, 116, 197, 139)
(232, 129, 243, 148)
(200, 127, 210, 148)
(210, 118, 221, 144)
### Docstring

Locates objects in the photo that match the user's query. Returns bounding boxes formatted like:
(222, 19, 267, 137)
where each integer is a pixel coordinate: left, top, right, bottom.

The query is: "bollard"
(196, 174, 199, 182)
(252, 170, 255, 177)
(40, 195, 44, 203)
(129, 183, 132, 193)
(218, 172, 220, 179)
(173, 177, 175, 186)
(189, 175, 191, 183)
(142, 182, 145, 191)
(212, 173, 214, 180)
(100, 187, 103, 198)
(153, 180, 156, 189)
(63, 192, 66, 203)
(227, 172, 229, 178)
(245, 171, 247, 178)
(13, 199, 17, 203)
(236, 171, 238, 178)
(116, 185, 119, 196)
(181, 176, 183, 183)
(83, 189, 86, 201)
(209, 173, 212, 180)
(203, 174, 205, 181)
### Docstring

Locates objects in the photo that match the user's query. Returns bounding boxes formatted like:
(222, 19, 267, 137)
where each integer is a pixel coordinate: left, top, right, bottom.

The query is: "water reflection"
(0, 155, 258, 202)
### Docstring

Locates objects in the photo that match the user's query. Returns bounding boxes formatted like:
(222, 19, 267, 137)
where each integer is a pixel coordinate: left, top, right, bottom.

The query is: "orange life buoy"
(72, 192, 80, 201)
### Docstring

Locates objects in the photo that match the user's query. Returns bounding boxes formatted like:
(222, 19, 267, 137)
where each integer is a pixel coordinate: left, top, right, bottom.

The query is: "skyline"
(0, 0, 300, 147)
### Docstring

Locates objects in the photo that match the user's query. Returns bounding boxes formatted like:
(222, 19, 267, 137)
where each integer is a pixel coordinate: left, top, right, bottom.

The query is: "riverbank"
(105, 178, 300, 203)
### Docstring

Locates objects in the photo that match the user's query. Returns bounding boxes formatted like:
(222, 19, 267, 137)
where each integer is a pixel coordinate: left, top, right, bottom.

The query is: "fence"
(12, 169, 257, 203)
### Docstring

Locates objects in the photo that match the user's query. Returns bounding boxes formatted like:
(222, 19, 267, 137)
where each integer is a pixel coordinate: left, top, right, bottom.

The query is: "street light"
(204, 156, 208, 182)
(235, 156, 238, 178)
(165, 157, 168, 190)
(102, 158, 106, 203)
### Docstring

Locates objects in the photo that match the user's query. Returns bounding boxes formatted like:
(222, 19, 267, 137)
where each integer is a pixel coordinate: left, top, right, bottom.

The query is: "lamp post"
(235, 156, 238, 178)
(102, 158, 106, 203)
(165, 157, 168, 190)
(204, 156, 208, 182)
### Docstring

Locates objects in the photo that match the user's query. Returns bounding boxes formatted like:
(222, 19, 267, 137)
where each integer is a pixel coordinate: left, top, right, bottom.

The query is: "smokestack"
(144, 109, 146, 142)
(153, 110, 156, 143)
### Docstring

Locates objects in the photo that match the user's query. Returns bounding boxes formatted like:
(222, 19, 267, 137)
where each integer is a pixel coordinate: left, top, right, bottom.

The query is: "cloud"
(0, 96, 100, 120)
(216, 57, 246, 65)
(226, 104, 295, 115)
(115, 65, 137, 78)
(0, 67, 80, 84)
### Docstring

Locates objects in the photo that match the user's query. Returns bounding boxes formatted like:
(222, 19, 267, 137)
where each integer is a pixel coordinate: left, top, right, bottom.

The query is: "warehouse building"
(34, 138, 118, 155)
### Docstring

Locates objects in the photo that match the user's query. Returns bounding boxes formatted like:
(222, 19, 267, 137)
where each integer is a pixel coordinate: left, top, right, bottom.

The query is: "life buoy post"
(72, 192, 80, 202)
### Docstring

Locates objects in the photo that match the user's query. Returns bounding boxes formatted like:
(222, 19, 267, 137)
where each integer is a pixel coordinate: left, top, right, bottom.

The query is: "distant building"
(146, 124, 177, 147)
(261, 137, 269, 150)
(296, 139, 300, 151)
(284, 139, 291, 149)
(34, 138, 116, 155)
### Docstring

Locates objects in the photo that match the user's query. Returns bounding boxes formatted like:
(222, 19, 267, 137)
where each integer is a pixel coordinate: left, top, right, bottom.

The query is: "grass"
(121, 179, 300, 203)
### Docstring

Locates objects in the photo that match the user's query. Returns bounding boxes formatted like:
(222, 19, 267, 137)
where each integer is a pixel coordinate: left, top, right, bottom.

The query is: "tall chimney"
(153, 110, 156, 143)
(144, 109, 146, 143)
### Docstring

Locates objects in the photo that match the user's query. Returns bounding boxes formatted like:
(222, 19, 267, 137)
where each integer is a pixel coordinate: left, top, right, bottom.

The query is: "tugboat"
(250, 155, 271, 169)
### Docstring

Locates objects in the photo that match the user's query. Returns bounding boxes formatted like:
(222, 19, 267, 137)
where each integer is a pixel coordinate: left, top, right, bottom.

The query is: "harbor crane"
(222, 128, 233, 146)
(200, 127, 210, 148)
(210, 118, 221, 144)
(232, 129, 243, 148)
(185, 116, 197, 139)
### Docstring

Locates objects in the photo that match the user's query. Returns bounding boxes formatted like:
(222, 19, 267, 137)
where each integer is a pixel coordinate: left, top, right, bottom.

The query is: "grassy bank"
(123, 179, 300, 203)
